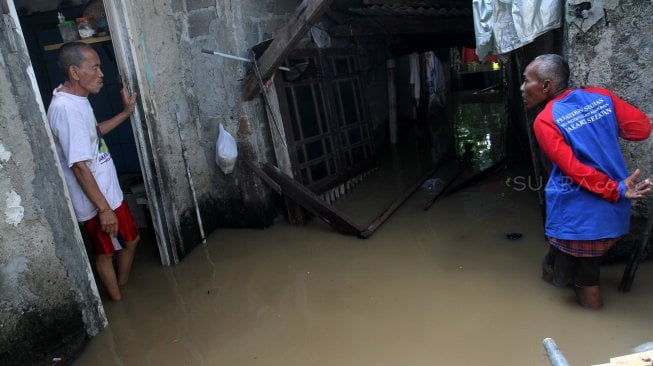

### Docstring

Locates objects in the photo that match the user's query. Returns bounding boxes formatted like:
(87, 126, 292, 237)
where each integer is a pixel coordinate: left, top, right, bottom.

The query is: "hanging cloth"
(424, 52, 446, 108)
(472, 0, 563, 60)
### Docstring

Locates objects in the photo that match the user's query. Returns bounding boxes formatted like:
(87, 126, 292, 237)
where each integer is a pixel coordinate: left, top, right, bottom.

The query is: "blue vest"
(545, 89, 630, 240)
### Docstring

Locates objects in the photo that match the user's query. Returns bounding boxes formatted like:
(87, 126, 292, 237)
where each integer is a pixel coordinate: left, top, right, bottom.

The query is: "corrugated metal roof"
(347, 5, 471, 17)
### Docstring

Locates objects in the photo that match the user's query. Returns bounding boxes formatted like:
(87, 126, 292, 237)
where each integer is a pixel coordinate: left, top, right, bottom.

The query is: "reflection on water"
(452, 88, 508, 172)
(453, 94, 507, 172)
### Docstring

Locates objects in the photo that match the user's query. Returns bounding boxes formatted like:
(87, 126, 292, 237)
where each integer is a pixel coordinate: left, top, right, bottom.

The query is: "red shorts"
(84, 201, 139, 256)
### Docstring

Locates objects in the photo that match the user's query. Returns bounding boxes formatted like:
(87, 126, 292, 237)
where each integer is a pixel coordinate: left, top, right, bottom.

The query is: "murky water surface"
(73, 165, 653, 366)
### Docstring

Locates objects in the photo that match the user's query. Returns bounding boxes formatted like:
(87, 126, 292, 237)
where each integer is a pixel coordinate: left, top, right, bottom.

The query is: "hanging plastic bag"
(215, 123, 237, 174)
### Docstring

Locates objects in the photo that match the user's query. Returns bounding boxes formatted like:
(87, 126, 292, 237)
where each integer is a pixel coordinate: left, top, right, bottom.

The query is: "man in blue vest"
(521, 54, 652, 309)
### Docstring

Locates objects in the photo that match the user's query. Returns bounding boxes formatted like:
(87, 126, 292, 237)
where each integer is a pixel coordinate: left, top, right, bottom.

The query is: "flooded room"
(2, 0, 653, 366)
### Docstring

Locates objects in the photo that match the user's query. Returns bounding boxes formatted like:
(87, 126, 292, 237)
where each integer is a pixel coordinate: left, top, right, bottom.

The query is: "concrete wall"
(564, 0, 653, 255)
(0, 4, 106, 365)
(115, 0, 301, 258)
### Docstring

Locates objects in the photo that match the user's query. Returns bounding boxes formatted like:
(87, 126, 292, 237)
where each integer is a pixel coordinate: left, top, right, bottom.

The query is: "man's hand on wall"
(120, 84, 137, 116)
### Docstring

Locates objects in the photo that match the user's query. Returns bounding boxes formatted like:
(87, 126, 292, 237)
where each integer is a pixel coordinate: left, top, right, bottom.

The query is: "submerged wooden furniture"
(248, 157, 450, 238)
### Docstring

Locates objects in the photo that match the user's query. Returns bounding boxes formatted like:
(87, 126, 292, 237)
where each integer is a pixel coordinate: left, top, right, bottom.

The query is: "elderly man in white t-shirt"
(48, 42, 139, 301)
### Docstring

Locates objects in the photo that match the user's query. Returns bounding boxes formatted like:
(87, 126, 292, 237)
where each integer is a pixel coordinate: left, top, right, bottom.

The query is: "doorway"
(13, 0, 174, 265)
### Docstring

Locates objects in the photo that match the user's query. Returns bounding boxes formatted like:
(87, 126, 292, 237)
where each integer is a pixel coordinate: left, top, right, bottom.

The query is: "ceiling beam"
(241, 0, 335, 101)
(329, 17, 473, 37)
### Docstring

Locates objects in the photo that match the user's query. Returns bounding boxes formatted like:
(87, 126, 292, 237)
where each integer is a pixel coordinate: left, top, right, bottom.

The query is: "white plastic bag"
(215, 123, 237, 174)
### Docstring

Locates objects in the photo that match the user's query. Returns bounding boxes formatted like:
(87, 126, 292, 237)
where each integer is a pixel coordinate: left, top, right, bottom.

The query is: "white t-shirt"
(48, 87, 123, 222)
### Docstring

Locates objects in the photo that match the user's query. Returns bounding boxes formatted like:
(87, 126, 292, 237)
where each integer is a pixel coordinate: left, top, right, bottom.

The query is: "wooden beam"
(241, 0, 335, 101)
(261, 163, 366, 236)
(329, 17, 473, 37)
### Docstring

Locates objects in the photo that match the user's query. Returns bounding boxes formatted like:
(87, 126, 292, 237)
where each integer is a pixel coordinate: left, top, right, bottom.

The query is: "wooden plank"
(262, 163, 366, 236)
(262, 80, 293, 176)
(43, 35, 112, 51)
(261, 80, 307, 225)
(241, 0, 334, 100)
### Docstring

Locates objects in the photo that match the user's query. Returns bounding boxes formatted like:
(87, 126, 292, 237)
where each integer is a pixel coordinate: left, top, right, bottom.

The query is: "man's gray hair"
(532, 54, 569, 90)
(57, 42, 94, 80)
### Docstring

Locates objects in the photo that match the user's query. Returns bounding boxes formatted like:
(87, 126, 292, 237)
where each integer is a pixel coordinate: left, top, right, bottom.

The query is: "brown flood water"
(73, 164, 653, 366)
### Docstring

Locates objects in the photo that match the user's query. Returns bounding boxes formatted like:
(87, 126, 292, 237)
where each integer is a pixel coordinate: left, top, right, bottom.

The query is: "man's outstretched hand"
(624, 169, 653, 199)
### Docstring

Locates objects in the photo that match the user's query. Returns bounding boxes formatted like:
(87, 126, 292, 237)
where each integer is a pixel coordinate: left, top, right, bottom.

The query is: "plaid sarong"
(548, 236, 620, 258)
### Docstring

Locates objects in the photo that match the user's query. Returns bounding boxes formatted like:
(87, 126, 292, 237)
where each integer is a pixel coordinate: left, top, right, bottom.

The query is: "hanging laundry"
(472, 0, 563, 60)
(424, 52, 446, 108)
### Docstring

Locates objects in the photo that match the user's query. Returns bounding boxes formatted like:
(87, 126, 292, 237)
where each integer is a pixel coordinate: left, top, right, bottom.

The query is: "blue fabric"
(545, 89, 631, 240)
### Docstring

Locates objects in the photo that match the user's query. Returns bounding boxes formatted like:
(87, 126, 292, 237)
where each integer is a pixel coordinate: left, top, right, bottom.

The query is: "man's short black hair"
(57, 42, 94, 80)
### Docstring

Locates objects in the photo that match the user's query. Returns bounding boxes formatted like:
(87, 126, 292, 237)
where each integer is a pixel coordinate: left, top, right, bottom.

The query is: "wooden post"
(263, 78, 306, 225)
(387, 58, 398, 144)
(263, 81, 292, 176)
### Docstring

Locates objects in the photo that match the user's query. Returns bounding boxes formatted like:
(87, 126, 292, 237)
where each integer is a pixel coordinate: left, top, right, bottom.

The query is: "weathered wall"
(121, 0, 301, 258)
(564, 0, 653, 257)
(173, 0, 301, 235)
(0, 4, 106, 365)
